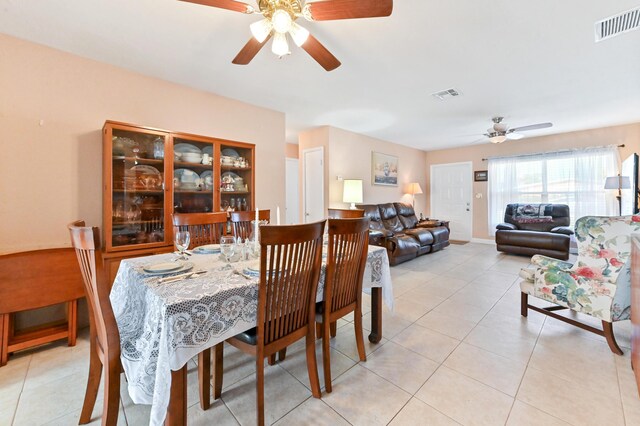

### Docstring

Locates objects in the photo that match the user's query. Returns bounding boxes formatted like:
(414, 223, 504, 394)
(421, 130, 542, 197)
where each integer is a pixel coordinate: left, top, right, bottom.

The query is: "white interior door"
(303, 147, 324, 223)
(431, 162, 473, 241)
(285, 158, 300, 224)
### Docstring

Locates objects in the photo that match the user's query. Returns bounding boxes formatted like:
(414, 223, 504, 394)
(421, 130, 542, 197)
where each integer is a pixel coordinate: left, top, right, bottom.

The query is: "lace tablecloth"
(110, 245, 392, 425)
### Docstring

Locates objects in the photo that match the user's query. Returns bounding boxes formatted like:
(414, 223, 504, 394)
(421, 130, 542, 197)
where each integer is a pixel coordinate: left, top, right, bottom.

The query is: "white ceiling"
(1, 0, 639, 150)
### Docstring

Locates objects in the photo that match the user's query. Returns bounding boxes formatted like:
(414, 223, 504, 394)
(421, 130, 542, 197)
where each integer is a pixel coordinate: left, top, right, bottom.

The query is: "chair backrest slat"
(258, 221, 324, 346)
(230, 210, 271, 241)
(173, 212, 228, 249)
(325, 218, 370, 313)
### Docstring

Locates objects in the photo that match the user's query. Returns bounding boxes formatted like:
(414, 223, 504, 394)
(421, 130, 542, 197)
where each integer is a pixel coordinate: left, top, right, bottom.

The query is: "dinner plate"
(221, 148, 240, 158)
(143, 262, 182, 274)
(174, 168, 199, 184)
(143, 262, 194, 276)
(193, 244, 220, 254)
(243, 261, 260, 277)
(174, 143, 202, 155)
(200, 171, 213, 190)
(202, 146, 213, 157)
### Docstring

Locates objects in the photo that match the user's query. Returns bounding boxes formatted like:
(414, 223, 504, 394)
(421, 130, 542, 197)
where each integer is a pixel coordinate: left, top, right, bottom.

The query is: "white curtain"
(488, 146, 619, 236)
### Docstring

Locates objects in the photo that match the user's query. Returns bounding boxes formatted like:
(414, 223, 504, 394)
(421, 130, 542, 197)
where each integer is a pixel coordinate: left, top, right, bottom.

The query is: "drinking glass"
(175, 231, 190, 260)
(220, 236, 236, 270)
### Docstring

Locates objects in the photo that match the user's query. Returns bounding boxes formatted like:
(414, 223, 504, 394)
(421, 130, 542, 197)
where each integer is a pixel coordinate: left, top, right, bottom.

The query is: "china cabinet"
(102, 121, 255, 283)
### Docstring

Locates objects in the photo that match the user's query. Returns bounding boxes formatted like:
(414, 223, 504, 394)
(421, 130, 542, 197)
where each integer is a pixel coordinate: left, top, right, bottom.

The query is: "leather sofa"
(358, 202, 450, 265)
(495, 203, 573, 260)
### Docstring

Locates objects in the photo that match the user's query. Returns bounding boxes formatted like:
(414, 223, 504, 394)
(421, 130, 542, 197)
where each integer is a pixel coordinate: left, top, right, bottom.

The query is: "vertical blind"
(488, 146, 619, 235)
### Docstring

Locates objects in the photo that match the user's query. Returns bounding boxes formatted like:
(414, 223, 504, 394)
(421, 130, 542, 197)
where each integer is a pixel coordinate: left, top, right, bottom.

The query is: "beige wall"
(285, 143, 298, 158)
(0, 34, 286, 253)
(298, 126, 428, 217)
(425, 123, 640, 240)
(0, 34, 286, 329)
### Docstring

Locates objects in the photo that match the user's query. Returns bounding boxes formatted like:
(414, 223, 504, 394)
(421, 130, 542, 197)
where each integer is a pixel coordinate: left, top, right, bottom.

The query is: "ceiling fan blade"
(301, 34, 341, 71)
(306, 0, 393, 21)
(179, 0, 253, 13)
(232, 36, 271, 65)
(510, 122, 553, 132)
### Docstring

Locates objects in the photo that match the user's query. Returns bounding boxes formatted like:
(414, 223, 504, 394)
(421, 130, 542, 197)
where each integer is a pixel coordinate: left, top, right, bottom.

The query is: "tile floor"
(1, 243, 639, 425)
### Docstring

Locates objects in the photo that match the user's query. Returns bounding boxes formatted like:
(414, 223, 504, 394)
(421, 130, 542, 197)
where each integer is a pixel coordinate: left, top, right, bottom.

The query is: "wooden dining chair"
(172, 212, 228, 249)
(327, 208, 365, 219)
(213, 221, 325, 426)
(229, 210, 271, 241)
(70, 221, 213, 424)
(68, 221, 121, 426)
(316, 217, 370, 393)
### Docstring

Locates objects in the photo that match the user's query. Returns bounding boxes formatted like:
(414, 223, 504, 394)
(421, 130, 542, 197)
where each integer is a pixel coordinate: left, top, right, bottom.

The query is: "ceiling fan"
(483, 116, 553, 143)
(179, 0, 393, 71)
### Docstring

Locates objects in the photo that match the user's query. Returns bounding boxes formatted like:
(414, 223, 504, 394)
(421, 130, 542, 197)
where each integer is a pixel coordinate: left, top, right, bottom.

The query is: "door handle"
(305, 213, 310, 216)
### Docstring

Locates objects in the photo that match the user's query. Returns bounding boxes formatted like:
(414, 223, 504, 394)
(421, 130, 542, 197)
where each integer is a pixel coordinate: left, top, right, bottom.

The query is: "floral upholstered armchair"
(519, 215, 640, 354)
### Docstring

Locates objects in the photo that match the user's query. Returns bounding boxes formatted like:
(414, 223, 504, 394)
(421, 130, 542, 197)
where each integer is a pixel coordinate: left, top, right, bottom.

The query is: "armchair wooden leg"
(521, 293, 528, 317)
(268, 353, 277, 365)
(602, 321, 623, 355)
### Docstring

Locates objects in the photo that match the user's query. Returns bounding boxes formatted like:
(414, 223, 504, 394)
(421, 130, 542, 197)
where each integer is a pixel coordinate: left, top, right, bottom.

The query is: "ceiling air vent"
(595, 7, 640, 42)
(432, 88, 461, 101)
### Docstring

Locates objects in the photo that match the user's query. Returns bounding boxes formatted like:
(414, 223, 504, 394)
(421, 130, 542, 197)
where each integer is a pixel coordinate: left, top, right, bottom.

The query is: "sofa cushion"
(379, 203, 404, 233)
(428, 226, 450, 244)
(394, 202, 419, 229)
(404, 228, 434, 246)
(504, 204, 570, 232)
(359, 204, 387, 234)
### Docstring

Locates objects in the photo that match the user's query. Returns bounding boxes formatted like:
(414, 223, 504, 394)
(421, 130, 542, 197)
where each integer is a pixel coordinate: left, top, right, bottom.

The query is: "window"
(488, 147, 618, 235)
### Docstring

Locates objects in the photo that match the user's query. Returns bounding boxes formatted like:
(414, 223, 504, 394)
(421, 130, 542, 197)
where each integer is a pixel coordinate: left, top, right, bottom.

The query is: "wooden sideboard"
(632, 234, 640, 395)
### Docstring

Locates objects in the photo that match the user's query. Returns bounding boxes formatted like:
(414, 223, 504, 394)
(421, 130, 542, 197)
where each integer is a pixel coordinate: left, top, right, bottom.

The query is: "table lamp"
(407, 182, 423, 208)
(604, 174, 631, 215)
(343, 179, 363, 209)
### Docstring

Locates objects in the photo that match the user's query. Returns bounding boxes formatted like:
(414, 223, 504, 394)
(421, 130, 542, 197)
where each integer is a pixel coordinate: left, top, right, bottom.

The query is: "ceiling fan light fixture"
(289, 22, 309, 46)
(271, 31, 290, 57)
(272, 9, 293, 33)
(489, 134, 507, 144)
(250, 18, 273, 43)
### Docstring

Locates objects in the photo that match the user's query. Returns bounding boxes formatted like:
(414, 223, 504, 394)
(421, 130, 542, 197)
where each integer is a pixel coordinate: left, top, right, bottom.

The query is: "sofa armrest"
(550, 226, 574, 236)
(496, 223, 517, 231)
(530, 254, 573, 270)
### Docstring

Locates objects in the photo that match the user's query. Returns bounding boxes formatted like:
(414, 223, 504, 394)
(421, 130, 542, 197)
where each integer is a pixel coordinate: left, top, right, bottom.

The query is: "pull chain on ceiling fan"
(179, 0, 394, 71)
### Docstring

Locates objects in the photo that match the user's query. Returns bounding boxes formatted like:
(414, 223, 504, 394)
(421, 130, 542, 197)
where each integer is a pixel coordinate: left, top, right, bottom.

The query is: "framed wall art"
(372, 152, 398, 186)
(474, 170, 488, 182)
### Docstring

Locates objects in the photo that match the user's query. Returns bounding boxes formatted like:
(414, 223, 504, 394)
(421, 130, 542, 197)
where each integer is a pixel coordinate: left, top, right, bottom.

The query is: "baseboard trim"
(471, 238, 496, 245)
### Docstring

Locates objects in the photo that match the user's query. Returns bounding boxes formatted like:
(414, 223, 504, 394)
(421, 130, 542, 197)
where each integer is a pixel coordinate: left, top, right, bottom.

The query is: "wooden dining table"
(110, 244, 393, 425)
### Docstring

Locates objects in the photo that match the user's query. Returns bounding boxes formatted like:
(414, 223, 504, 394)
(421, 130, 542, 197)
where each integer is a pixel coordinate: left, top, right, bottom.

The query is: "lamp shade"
(343, 179, 363, 209)
(604, 175, 631, 190)
(407, 182, 423, 195)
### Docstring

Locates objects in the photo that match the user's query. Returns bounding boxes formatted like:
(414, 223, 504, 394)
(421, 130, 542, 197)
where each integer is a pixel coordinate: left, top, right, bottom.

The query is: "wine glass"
(220, 236, 236, 270)
(175, 231, 190, 261)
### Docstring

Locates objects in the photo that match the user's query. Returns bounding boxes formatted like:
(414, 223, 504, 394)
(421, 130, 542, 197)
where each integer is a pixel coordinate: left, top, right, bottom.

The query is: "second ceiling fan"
(180, 0, 393, 71)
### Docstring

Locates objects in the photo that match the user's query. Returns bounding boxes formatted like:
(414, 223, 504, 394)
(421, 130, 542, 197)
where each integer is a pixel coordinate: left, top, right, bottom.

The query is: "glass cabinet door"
(220, 143, 253, 213)
(172, 136, 215, 214)
(109, 127, 168, 249)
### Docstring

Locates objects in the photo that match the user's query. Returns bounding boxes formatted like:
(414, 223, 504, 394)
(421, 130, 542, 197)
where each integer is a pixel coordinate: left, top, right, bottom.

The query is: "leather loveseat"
(358, 202, 450, 265)
(495, 203, 573, 260)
